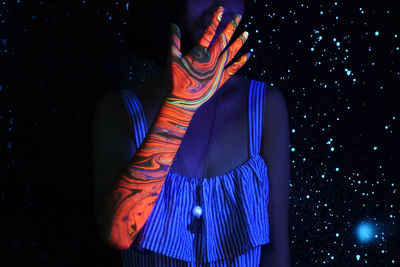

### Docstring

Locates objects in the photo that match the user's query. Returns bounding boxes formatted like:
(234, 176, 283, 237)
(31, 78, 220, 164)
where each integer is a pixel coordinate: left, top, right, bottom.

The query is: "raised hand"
(167, 6, 251, 112)
(97, 7, 251, 251)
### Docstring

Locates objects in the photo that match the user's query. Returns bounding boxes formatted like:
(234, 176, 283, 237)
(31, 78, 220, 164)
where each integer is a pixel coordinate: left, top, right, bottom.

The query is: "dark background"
(1, 0, 399, 266)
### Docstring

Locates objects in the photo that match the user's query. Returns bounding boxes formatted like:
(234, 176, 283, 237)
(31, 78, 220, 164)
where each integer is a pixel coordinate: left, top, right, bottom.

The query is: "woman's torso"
(132, 71, 252, 178)
(119, 72, 270, 265)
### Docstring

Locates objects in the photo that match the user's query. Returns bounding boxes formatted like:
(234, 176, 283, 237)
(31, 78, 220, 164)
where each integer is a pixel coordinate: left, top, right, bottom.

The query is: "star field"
(0, 0, 398, 266)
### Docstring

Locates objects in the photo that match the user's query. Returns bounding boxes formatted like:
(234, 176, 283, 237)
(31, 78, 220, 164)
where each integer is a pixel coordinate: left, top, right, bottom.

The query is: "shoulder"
(240, 78, 288, 122)
(263, 84, 289, 128)
(94, 89, 132, 119)
(265, 85, 287, 111)
(259, 83, 290, 153)
(95, 90, 123, 112)
(259, 83, 290, 175)
(92, 89, 134, 140)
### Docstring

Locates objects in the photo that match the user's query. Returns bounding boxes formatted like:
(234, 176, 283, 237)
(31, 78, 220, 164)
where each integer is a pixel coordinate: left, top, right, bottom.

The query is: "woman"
(92, 0, 290, 266)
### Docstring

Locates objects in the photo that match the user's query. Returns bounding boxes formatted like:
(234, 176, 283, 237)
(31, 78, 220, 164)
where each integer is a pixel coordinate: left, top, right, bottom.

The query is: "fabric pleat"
(119, 80, 269, 266)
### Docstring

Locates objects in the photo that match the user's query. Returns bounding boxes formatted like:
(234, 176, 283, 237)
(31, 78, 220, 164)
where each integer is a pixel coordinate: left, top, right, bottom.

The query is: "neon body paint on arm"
(98, 6, 251, 250)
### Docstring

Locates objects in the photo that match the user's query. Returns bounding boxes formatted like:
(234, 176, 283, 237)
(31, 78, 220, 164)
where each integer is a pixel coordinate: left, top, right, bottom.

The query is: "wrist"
(154, 98, 195, 135)
(163, 93, 198, 115)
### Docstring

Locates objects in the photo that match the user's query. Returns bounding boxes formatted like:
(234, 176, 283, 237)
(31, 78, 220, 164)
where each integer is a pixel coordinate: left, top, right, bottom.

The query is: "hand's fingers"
(209, 14, 242, 57)
(220, 31, 249, 67)
(218, 52, 251, 89)
(197, 6, 224, 49)
(169, 23, 182, 59)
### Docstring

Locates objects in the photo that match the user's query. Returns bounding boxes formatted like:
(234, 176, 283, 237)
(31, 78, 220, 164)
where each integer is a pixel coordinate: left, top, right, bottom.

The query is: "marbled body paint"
(102, 6, 251, 250)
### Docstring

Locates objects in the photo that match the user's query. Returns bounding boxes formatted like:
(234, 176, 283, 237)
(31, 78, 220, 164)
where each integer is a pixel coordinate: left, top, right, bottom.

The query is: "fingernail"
(234, 14, 242, 24)
(171, 23, 180, 36)
(216, 6, 224, 22)
(243, 31, 249, 38)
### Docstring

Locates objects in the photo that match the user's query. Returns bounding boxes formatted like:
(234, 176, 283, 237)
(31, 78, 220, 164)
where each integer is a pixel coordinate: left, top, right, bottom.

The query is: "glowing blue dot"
(331, 147, 335, 151)
(292, 129, 295, 133)
(311, 47, 314, 51)
(335, 233, 339, 237)
(345, 68, 352, 75)
(335, 167, 339, 171)
(306, 195, 310, 199)
(291, 147, 296, 152)
(336, 41, 340, 47)
(375, 31, 379, 36)
(373, 146, 378, 150)
(356, 255, 360, 261)
(356, 222, 374, 243)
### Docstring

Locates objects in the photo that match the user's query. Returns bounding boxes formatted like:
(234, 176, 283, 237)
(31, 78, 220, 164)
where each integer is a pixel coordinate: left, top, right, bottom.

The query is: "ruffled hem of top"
(129, 154, 270, 264)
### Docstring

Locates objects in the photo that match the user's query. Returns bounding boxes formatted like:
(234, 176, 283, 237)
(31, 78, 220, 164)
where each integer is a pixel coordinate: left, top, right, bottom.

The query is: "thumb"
(169, 23, 182, 59)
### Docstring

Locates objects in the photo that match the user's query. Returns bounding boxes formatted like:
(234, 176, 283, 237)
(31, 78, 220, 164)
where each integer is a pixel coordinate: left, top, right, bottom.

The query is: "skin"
(168, 9, 249, 111)
(180, 0, 245, 50)
(168, 1, 291, 265)
(99, 6, 250, 250)
(94, 0, 291, 265)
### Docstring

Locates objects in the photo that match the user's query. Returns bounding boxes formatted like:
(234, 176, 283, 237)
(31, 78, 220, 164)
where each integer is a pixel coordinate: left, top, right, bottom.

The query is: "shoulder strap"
(119, 89, 148, 150)
(248, 80, 267, 156)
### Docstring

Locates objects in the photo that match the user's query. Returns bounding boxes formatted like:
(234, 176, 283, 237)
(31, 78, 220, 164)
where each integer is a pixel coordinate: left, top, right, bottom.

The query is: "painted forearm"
(99, 5, 250, 251)
(102, 97, 195, 250)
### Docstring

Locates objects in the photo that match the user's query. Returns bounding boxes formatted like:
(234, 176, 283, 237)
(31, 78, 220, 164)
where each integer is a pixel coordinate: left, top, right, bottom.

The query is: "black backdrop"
(1, 0, 399, 266)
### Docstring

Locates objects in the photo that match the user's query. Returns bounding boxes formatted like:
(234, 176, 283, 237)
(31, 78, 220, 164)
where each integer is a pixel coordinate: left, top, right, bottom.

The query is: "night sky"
(1, 0, 399, 266)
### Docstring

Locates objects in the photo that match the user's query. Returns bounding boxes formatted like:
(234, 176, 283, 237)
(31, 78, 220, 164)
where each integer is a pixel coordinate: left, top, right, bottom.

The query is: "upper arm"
(260, 86, 291, 265)
(92, 90, 137, 228)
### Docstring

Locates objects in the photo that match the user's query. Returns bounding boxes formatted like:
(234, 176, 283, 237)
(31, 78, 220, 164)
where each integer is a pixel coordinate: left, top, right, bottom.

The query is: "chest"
(140, 84, 250, 179)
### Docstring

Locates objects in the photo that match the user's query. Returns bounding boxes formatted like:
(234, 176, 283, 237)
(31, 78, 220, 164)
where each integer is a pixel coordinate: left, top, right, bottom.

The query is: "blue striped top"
(118, 80, 270, 266)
